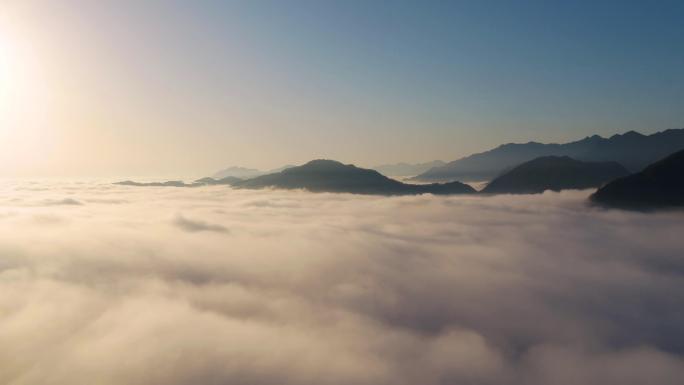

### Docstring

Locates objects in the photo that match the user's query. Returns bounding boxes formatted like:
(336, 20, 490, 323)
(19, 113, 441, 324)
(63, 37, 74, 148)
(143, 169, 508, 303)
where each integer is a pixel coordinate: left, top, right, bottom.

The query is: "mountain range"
(116, 151, 683, 207)
(481, 156, 629, 194)
(116, 128, 683, 203)
(119, 160, 475, 195)
(412, 128, 684, 182)
(591, 148, 684, 210)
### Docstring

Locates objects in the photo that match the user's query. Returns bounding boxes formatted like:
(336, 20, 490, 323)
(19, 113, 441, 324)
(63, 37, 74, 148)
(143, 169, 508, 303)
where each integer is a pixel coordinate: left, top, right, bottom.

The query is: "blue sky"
(1, 0, 683, 176)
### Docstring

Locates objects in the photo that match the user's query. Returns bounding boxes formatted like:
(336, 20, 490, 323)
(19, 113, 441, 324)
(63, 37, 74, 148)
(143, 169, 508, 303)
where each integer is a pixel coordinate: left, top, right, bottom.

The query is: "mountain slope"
(413, 128, 684, 182)
(372, 160, 445, 177)
(590, 149, 684, 210)
(482, 156, 629, 194)
(236, 160, 475, 195)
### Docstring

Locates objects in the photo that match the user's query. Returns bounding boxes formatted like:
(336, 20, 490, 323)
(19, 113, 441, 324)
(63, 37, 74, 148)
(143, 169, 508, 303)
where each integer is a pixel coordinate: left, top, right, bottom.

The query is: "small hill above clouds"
(115, 180, 190, 187)
(412, 128, 684, 182)
(482, 156, 630, 194)
(372, 160, 445, 177)
(236, 159, 476, 195)
(194, 176, 243, 186)
(590, 148, 684, 210)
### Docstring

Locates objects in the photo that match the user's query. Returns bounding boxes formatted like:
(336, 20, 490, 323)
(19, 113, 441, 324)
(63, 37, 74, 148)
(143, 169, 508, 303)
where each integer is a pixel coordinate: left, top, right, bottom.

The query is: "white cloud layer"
(0, 181, 683, 385)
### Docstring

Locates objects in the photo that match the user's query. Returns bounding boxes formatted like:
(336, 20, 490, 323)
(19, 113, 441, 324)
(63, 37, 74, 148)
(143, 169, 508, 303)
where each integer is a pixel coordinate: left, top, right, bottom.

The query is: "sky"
(0, 0, 683, 177)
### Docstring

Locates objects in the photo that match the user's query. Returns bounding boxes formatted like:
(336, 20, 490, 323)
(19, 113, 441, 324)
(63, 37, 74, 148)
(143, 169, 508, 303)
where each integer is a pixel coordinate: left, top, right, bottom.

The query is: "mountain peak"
(610, 130, 645, 140)
(483, 156, 629, 194)
(302, 159, 346, 167)
(294, 159, 351, 171)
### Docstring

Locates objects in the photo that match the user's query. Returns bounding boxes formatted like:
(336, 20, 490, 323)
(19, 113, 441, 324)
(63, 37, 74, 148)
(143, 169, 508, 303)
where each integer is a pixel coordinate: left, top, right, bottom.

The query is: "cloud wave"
(174, 214, 229, 233)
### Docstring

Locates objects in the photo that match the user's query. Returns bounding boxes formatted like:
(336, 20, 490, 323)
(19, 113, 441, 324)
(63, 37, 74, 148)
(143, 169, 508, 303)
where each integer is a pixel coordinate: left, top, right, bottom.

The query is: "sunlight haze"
(1, 0, 682, 177)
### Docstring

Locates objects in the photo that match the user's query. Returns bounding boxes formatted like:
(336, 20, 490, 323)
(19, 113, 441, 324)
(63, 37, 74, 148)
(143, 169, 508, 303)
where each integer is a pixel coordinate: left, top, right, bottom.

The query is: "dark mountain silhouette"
(236, 160, 475, 195)
(372, 160, 445, 177)
(212, 165, 295, 179)
(412, 128, 684, 182)
(116, 160, 475, 196)
(481, 156, 629, 194)
(590, 149, 684, 210)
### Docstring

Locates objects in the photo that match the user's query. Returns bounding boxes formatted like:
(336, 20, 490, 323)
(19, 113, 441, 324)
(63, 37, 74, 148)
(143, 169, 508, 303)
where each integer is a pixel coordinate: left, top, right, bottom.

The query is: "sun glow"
(0, 21, 57, 175)
(0, 29, 22, 151)
(0, 30, 16, 120)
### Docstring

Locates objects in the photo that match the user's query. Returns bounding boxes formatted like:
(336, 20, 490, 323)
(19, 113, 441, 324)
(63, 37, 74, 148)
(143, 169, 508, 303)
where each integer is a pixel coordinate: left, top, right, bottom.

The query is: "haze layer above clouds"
(0, 181, 683, 385)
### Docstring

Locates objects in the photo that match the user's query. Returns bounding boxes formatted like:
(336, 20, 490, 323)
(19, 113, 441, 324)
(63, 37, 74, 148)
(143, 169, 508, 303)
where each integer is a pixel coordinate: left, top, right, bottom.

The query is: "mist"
(0, 180, 683, 385)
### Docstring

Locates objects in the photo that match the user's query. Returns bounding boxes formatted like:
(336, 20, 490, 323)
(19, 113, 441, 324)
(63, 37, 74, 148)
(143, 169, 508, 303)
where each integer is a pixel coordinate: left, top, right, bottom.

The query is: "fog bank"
(1, 181, 683, 385)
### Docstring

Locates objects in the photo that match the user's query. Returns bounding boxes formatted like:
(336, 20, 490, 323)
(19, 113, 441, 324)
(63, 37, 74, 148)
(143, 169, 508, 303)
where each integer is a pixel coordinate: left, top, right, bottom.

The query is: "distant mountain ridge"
(196, 176, 244, 185)
(372, 160, 445, 177)
(212, 166, 262, 179)
(591, 148, 684, 210)
(482, 156, 629, 194)
(412, 128, 684, 182)
(213, 165, 295, 179)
